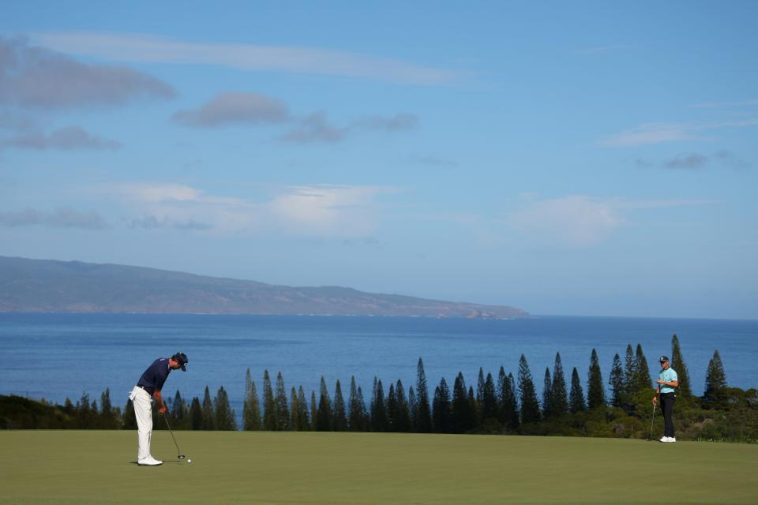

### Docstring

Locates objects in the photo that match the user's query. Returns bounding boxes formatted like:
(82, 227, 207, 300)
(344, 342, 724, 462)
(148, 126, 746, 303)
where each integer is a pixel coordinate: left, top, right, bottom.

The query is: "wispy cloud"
(636, 150, 750, 171)
(110, 182, 389, 237)
(280, 112, 418, 144)
(173, 92, 289, 128)
(506, 195, 714, 247)
(0, 36, 175, 109)
(32, 32, 457, 85)
(0, 208, 108, 229)
(690, 99, 758, 109)
(601, 119, 758, 147)
(1, 126, 120, 150)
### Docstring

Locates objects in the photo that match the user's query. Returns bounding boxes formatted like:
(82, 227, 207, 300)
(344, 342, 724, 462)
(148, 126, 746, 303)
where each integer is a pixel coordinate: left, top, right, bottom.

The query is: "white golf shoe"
(659, 436, 676, 443)
(138, 456, 163, 466)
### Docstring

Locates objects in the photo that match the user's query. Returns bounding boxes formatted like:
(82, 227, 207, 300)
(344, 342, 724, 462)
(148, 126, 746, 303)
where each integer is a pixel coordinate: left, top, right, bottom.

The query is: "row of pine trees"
(149, 334, 731, 434)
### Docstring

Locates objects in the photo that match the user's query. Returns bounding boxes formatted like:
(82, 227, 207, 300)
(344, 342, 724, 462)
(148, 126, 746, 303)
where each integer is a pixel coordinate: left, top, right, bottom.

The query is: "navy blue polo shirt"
(137, 358, 172, 395)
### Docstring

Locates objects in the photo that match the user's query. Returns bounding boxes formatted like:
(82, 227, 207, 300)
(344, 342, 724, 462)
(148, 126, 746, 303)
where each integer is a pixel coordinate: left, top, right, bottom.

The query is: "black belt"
(137, 385, 154, 395)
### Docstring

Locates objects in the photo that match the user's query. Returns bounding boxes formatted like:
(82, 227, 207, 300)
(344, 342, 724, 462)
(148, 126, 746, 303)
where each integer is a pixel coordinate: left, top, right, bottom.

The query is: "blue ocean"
(1, 314, 756, 420)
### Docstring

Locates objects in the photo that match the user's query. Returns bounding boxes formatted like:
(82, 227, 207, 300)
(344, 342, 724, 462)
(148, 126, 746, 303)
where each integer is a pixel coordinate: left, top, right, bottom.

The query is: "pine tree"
(671, 334, 692, 399)
(310, 391, 318, 431)
(408, 386, 418, 431)
(333, 380, 348, 431)
(476, 368, 486, 423)
(432, 378, 452, 433)
(569, 367, 586, 413)
(623, 344, 636, 398)
(480, 372, 498, 424)
(393, 380, 411, 432)
(200, 386, 215, 430)
(189, 397, 202, 430)
(386, 383, 398, 431)
(503, 372, 520, 431)
(415, 358, 432, 432)
(316, 376, 333, 431)
(370, 378, 387, 432)
(275, 372, 290, 430)
(296, 386, 310, 430)
(451, 372, 474, 433)
(704, 350, 728, 409)
(551, 353, 569, 417)
(518, 355, 541, 424)
(243, 370, 262, 430)
(290, 387, 301, 431)
(170, 390, 188, 430)
(587, 349, 605, 409)
(634, 344, 652, 392)
(348, 376, 367, 431)
(100, 388, 119, 429)
(214, 386, 237, 430)
(262, 370, 276, 430)
(542, 368, 553, 419)
(609, 353, 625, 408)
(122, 398, 137, 429)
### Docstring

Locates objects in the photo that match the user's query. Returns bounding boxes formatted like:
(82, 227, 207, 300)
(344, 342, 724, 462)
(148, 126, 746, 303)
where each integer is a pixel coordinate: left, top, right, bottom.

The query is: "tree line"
(2, 334, 755, 441)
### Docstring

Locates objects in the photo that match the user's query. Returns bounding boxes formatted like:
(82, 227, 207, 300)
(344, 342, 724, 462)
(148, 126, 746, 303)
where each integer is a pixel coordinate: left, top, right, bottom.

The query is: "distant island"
(0, 256, 527, 319)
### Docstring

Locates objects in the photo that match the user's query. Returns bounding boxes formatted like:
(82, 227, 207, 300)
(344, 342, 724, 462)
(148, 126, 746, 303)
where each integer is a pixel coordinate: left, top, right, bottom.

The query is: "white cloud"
(109, 182, 388, 237)
(0, 207, 108, 229)
(268, 185, 386, 236)
(32, 32, 457, 85)
(601, 119, 758, 147)
(507, 195, 623, 247)
(506, 195, 715, 248)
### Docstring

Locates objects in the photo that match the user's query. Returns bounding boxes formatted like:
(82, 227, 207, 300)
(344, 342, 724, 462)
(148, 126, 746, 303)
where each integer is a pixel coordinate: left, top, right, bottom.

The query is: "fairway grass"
(1, 431, 756, 505)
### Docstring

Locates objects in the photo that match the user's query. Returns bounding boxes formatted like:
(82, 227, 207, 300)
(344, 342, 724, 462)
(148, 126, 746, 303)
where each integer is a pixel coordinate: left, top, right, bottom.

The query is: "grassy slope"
(1, 431, 756, 505)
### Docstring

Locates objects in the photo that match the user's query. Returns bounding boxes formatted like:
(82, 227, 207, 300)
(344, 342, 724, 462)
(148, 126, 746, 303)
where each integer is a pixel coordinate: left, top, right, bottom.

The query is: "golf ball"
(187, 459, 192, 463)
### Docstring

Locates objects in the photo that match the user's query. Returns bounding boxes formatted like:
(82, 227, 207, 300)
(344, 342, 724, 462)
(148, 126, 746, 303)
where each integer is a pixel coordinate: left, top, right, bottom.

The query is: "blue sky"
(1, 1, 756, 318)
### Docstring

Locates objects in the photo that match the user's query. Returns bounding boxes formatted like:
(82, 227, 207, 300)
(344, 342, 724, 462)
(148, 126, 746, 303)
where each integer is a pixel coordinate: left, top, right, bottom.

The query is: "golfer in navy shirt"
(129, 352, 188, 465)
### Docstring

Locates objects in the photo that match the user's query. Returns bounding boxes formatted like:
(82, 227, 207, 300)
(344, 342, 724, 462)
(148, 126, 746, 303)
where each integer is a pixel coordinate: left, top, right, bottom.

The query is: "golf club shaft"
(163, 414, 183, 456)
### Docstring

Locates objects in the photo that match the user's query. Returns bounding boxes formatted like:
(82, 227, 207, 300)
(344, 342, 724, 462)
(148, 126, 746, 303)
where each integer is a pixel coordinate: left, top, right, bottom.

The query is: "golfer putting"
(129, 352, 188, 465)
(652, 355, 678, 443)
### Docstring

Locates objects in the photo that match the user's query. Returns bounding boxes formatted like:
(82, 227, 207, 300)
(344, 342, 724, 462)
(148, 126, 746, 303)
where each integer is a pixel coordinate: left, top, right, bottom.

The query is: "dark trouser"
(659, 392, 675, 438)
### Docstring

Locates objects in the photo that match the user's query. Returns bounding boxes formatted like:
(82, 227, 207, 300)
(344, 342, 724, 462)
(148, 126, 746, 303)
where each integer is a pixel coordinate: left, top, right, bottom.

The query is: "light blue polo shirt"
(659, 367, 678, 394)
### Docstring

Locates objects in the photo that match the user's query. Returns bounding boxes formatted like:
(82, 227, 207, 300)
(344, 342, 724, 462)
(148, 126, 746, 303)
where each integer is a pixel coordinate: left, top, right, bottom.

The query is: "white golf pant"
(130, 386, 153, 461)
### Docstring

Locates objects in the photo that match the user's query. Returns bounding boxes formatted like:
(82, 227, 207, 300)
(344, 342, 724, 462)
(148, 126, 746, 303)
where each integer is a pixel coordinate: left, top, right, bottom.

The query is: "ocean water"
(1, 314, 756, 420)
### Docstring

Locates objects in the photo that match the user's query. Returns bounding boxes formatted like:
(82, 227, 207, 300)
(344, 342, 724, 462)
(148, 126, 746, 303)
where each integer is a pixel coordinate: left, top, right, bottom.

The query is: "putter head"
(178, 454, 186, 460)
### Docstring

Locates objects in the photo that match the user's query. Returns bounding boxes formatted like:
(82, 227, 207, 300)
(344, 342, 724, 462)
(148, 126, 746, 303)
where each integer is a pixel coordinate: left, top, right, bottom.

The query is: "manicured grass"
(1, 431, 756, 505)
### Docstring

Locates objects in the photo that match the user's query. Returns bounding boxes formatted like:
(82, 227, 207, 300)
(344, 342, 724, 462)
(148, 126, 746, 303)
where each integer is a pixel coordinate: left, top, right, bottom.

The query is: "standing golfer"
(652, 355, 678, 443)
(129, 352, 188, 465)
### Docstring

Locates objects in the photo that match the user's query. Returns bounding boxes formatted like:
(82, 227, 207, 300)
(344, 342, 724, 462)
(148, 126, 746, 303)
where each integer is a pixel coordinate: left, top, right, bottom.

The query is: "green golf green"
(1, 431, 756, 505)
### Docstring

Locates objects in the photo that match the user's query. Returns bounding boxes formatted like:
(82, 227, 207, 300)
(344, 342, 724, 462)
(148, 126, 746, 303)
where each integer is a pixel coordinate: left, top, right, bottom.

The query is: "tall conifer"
(370, 378, 387, 432)
(634, 344, 652, 392)
(275, 372, 290, 430)
(518, 355, 541, 424)
(415, 358, 432, 432)
(316, 376, 333, 431)
(551, 353, 569, 417)
(569, 367, 586, 413)
(333, 380, 348, 431)
(587, 349, 605, 409)
(704, 350, 728, 409)
(609, 353, 625, 408)
(189, 397, 202, 430)
(296, 386, 310, 430)
(201, 386, 215, 430)
(214, 385, 237, 430)
(243, 371, 262, 430)
(542, 368, 553, 418)
(432, 378, 452, 433)
(671, 334, 692, 399)
(262, 370, 276, 430)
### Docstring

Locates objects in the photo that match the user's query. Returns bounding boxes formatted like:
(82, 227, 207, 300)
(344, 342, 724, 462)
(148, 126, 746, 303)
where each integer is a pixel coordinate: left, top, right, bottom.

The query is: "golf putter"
(649, 402, 657, 441)
(163, 415, 187, 461)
